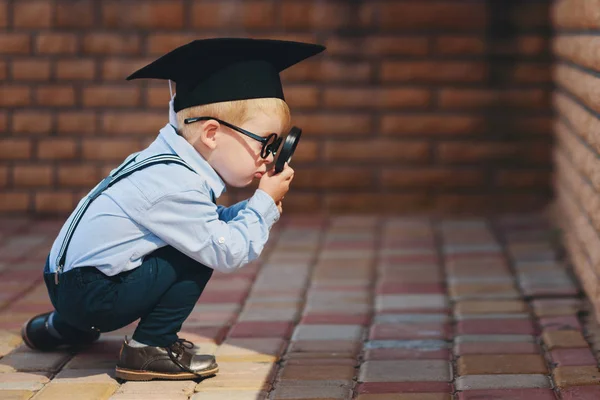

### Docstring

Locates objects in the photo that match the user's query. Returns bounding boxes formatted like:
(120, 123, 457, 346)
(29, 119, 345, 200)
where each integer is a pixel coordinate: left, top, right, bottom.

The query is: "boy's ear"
(198, 119, 220, 150)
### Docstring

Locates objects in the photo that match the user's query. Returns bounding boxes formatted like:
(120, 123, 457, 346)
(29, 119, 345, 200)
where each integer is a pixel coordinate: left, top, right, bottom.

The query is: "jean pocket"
(75, 267, 111, 287)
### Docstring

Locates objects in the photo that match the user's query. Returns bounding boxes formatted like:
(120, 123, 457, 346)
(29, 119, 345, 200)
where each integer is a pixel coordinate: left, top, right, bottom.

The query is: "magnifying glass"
(274, 126, 302, 174)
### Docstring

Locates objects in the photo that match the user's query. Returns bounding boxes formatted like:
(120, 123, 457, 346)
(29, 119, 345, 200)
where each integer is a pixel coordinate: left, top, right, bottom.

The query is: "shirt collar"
(157, 123, 226, 199)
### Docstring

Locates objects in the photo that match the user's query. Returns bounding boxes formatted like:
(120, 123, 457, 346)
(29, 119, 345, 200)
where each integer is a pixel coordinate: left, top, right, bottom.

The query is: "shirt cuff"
(248, 189, 280, 226)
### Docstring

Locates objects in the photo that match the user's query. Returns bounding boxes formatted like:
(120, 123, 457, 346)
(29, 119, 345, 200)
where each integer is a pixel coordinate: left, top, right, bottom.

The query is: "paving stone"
(454, 342, 541, 355)
(449, 284, 520, 299)
(531, 299, 581, 317)
(553, 366, 600, 388)
(455, 313, 530, 321)
(376, 295, 448, 312)
(287, 340, 361, 357)
(0, 372, 50, 391)
(215, 338, 286, 362)
(457, 354, 548, 375)
(455, 300, 527, 315)
(0, 391, 35, 400)
(0, 348, 71, 372)
(228, 321, 293, 338)
(358, 360, 451, 382)
(365, 348, 450, 360)
(279, 365, 355, 383)
(238, 308, 299, 322)
(190, 391, 268, 400)
(355, 382, 452, 393)
(550, 348, 598, 367)
(561, 386, 600, 400)
(455, 334, 535, 343)
(456, 388, 556, 400)
(542, 330, 588, 349)
(539, 315, 581, 331)
(456, 319, 536, 335)
(53, 368, 118, 384)
(365, 340, 448, 351)
(455, 374, 551, 390)
(369, 323, 450, 340)
(285, 358, 357, 366)
(300, 313, 371, 325)
(376, 283, 445, 295)
(32, 382, 118, 399)
(196, 361, 277, 389)
(109, 394, 188, 400)
(116, 381, 196, 395)
(356, 395, 451, 400)
(270, 384, 352, 399)
(374, 314, 450, 324)
(291, 324, 363, 341)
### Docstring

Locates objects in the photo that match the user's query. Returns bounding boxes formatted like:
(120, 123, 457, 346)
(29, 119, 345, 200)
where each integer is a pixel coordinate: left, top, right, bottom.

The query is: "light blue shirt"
(48, 123, 280, 276)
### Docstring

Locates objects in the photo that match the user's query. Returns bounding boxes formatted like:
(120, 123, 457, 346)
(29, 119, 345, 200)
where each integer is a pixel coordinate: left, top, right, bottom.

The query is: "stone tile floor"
(0, 214, 600, 399)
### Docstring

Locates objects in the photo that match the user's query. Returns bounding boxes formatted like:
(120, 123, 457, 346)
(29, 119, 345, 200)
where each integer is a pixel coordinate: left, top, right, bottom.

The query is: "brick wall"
(0, 0, 553, 215)
(553, 0, 600, 318)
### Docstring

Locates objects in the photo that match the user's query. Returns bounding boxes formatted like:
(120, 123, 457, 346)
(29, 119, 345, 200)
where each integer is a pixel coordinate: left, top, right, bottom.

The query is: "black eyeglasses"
(184, 116, 282, 159)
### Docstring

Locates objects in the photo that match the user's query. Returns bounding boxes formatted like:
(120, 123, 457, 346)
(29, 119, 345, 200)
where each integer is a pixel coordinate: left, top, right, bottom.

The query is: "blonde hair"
(177, 97, 291, 138)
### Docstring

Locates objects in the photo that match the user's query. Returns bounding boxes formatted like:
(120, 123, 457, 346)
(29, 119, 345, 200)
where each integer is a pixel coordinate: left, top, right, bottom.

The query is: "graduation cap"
(126, 37, 325, 112)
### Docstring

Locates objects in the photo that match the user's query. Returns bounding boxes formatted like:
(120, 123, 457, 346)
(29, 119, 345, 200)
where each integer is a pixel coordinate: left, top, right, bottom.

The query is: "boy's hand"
(276, 200, 283, 215)
(259, 163, 294, 203)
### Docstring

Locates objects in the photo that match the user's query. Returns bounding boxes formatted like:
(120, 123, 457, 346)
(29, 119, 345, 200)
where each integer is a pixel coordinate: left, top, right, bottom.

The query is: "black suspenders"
(54, 153, 195, 284)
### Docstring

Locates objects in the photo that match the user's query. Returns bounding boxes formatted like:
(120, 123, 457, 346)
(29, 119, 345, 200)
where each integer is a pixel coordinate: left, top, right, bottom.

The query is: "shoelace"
(165, 338, 196, 373)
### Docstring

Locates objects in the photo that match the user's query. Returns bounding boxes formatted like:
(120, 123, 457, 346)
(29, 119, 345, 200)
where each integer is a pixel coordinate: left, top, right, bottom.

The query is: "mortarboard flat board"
(126, 38, 326, 112)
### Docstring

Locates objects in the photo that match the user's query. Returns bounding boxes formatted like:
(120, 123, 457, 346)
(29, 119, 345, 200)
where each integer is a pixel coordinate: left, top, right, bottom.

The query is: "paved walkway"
(0, 214, 600, 399)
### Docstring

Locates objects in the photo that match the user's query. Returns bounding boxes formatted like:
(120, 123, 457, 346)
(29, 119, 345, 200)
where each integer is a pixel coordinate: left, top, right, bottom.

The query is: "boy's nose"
(265, 152, 275, 164)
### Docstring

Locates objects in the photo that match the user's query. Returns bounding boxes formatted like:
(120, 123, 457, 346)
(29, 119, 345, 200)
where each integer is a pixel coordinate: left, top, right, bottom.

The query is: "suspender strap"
(55, 153, 195, 276)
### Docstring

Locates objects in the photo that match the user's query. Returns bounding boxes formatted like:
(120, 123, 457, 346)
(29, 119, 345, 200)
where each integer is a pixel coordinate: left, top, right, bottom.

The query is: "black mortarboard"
(127, 38, 325, 112)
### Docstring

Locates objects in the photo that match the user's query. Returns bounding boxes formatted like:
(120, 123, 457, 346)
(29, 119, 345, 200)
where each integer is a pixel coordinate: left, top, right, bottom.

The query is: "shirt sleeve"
(129, 188, 279, 273)
(216, 199, 249, 222)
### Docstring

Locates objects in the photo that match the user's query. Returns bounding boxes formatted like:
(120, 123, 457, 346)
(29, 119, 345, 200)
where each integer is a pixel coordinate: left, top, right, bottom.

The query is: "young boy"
(20, 38, 325, 381)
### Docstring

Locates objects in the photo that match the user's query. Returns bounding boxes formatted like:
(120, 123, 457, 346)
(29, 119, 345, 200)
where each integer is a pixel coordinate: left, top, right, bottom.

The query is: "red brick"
(83, 33, 141, 55)
(455, 342, 541, 356)
(381, 61, 487, 82)
(376, 283, 444, 295)
(147, 33, 205, 55)
(0, 139, 32, 160)
(456, 319, 536, 335)
(0, 33, 31, 54)
(377, 2, 486, 30)
(434, 36, 485, 55)
(300, 314, 371, 325)
(0, 1, 6, 28)
(365, 348, 450, 361)
(0, 193, 30, 212)
(293, 168, 373, 190)
(551, 348, 597, 367)
(13, 111, 53, 135)
(228, 322, 293, 338)
(508, 63, 552, 84)
(325, 36, 429, 56)
(35, 192, 75, 214)
(36, 85, 76, 106)
(14, 1, 52, 28)
(381, 168, 485, 188)
(55, 60, 96, 80)
(326, 193, 431, 213)
(493, 35, 549, 56)
(192, 2, 276, 29)
(36, 33, 78, 54)
(56, 0, 94, 27)
(83, 87, 140, 107)
(0, 86, 31, 107)
(102, 112, 166, 135)
(37, 139, 77, 160)
(280, 1, 373, 29)
(539, 316, 582, 332)
(0, 166, 7, 188)
(320, 60, 372, 82)
(438, 89, 550, 110)
(325, 140, 429, 163)
(0, 60, 5, 80)
(356, 382, 452, 394)
(13, 166, 53, 187)
(81, 139, 141, 161)
(438, 142, 551, 165)
(284, 86, 320, 108)
(12, 59, 50, 81)
(458, 389, 556, 400)
(102, 59, 153, 80)
(102, 1, 184, 29)
(381, 115, 484, 136)
(57, 112, 96, 135)
(58, 166, 101, 188)
(495, 170, 550, 188)
(293, 113, 371, 136)
(324, 88, 430, 109)
(146, 85, 173, 108)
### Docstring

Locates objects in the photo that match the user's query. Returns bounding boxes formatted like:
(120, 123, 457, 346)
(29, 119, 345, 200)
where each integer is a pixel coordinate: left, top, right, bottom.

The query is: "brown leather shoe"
(115, 337, 218, 381)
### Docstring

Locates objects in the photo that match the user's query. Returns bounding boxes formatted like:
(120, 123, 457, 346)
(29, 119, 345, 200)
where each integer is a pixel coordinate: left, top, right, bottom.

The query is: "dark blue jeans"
(43, 246, 214, 347)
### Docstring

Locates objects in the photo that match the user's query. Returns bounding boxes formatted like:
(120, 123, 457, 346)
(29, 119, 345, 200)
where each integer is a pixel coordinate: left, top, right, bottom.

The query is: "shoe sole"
(20, 318, 37, 350)
(114, 365, 219, 381)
